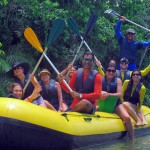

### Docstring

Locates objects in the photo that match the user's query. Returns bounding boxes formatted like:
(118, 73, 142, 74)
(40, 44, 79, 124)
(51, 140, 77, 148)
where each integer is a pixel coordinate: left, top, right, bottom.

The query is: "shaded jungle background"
(0, 0, 150, 106)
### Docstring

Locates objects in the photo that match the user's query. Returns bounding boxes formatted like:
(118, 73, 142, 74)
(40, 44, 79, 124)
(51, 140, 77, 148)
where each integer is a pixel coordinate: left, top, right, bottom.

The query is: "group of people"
(4, 16, 150, 141)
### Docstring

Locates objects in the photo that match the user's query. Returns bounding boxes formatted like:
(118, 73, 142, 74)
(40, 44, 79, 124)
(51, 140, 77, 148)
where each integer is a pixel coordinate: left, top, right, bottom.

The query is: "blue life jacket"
(74, 68, 98, 93)
(123, 81, 142, 105)
(39, 79, 59, 110)
(116, 70, 130, 83)
(15, 73, 34, 99)
(102, 76, 117, 93)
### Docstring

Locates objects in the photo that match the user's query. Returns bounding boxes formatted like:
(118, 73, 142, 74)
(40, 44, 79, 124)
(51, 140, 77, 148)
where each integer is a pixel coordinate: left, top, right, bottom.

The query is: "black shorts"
(115, 99, 122, 109)
(65, 104, 96, 115)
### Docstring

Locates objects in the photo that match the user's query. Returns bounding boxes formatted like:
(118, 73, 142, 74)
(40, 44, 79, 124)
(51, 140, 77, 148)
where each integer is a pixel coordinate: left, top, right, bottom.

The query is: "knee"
(122, 114, 131, 123)
(123, 102, 129, 106)
(80, 99, 91, 108)
(123, 102, 130, 108)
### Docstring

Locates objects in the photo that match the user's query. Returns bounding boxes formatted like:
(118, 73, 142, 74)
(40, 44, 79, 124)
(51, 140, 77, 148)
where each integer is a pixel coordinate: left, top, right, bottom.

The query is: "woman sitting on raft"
(38, 69, 67, 111)
(6, 74, 53, 109)
(122, 69, 148, 126)
(98, 64, 134, 140)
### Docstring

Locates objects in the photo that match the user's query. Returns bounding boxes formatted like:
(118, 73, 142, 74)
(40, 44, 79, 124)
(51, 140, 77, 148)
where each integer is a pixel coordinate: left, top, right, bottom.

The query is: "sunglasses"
(127, 32, 135, 35)
(132, 73, 140, 76)
(120, 62, 128, 64)
(83, 58, 93, 63)
(13, 66, 22, 70)
(106, 69, 116, 73)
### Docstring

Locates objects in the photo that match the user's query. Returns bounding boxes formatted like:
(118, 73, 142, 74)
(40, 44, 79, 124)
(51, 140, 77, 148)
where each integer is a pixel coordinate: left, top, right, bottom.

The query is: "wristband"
(26, 97, 32, 102)
(79, 93, 82, 99)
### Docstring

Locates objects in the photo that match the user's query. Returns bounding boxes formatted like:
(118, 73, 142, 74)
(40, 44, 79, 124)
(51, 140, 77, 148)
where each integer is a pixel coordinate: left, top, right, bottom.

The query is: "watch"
(79, 93, 82, 99)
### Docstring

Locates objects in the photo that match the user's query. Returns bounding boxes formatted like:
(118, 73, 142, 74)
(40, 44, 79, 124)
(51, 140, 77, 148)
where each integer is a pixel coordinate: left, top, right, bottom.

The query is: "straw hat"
(38, 69, 51, 77)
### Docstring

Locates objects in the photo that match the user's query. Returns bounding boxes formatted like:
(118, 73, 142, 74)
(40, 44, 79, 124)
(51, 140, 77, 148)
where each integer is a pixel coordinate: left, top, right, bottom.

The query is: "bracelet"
(79, 93, 82, 99)
(26, 97, 32, 102)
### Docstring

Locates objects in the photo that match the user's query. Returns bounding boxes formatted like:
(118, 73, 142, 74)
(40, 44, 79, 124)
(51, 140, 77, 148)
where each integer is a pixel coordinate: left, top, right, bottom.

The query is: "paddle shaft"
(125, 19, 150, 32)
(42, 52, 73, 93)
(71, 40, 84, 64)
(139, 46, 149, 69)
(107, 10, 150, 32)
(23, 47, 48, 93)
(80, 36, 103, 68)
(71, 35, 103, 68)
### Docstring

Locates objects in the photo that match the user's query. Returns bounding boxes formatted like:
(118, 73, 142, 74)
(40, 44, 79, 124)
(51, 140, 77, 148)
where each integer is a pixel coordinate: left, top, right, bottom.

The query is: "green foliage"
(0, 0, 150, 104)
(0, 0, 8, 5)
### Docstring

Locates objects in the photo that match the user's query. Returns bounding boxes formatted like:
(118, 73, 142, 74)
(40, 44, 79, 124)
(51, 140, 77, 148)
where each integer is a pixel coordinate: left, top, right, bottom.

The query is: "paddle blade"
(104, 9, 121, 18)
(67, 17, 81, 37)
(24, 27, 43, 53)
(46, 18, 66, 47)
(83, 13, 98, 39)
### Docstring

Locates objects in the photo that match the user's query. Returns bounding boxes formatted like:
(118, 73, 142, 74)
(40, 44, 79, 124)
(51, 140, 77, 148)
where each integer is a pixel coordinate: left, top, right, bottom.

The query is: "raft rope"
(61, 112, 150, 122)
(61, 113, 121, 122)
(145, 112, 150, 116)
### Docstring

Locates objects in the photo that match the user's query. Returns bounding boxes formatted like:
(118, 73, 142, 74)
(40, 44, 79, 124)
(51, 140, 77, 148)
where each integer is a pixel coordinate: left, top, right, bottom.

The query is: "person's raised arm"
(29, 74, 40, 87)
(60, 64, 73, 76)
(25, 85, 42, 102)
(115, 16, 126, 40)
(141, 64, 150, 77)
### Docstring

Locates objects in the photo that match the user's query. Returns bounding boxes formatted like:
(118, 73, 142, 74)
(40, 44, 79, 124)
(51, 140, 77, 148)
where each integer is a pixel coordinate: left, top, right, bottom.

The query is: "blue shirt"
(115, 21, 150, 63)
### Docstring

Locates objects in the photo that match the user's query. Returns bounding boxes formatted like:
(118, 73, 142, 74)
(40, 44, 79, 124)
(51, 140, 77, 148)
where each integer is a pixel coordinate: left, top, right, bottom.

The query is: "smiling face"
(82, 53, 94, 70)
(106, 66, 116, 80)
(40, 73, 51, 83)
(13, 84, 23, 99)
(120, 61, 128, 71)
(131, 70, 141, 83)
(13, 66, 24, 77)
(126, 32, 135, 41)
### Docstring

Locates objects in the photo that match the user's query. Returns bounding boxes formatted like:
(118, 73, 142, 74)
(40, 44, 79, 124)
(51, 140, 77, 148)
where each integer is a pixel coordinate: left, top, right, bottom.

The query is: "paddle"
(67, 13, 98, 65)
(83, 13, 98, 39)
(104, 9, 150, 32)
(24, 27, 73, 93)
(67, 15, 104, 69)
(23, 18, 66, 93)
(138, 46, 150, 69)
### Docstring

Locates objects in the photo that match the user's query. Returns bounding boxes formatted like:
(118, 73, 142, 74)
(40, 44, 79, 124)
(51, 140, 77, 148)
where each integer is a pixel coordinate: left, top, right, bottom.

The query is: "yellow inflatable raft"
(0, 97, 150, 150)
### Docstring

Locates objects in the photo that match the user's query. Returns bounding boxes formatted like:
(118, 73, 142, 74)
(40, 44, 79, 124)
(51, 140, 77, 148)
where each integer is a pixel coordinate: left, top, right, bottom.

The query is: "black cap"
(120, 57, 129, 63)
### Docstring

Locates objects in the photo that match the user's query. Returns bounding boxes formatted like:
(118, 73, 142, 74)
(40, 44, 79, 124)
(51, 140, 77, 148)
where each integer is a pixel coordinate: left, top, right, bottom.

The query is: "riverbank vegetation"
(0, 0, 150, 105)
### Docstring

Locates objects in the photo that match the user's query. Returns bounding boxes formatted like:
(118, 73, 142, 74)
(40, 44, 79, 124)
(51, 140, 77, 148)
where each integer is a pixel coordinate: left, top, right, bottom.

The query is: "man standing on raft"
(115, 16, 150, 71)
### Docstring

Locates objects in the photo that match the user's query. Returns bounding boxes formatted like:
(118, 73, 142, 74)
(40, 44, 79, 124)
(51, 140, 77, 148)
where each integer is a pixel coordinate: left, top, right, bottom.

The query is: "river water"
(78, 135, 150, 150)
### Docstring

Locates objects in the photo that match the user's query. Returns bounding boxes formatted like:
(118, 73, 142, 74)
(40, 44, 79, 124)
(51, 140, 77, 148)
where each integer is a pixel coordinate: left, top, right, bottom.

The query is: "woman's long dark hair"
(124, 69, 142, 101)
(129, 69, 142, 86)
